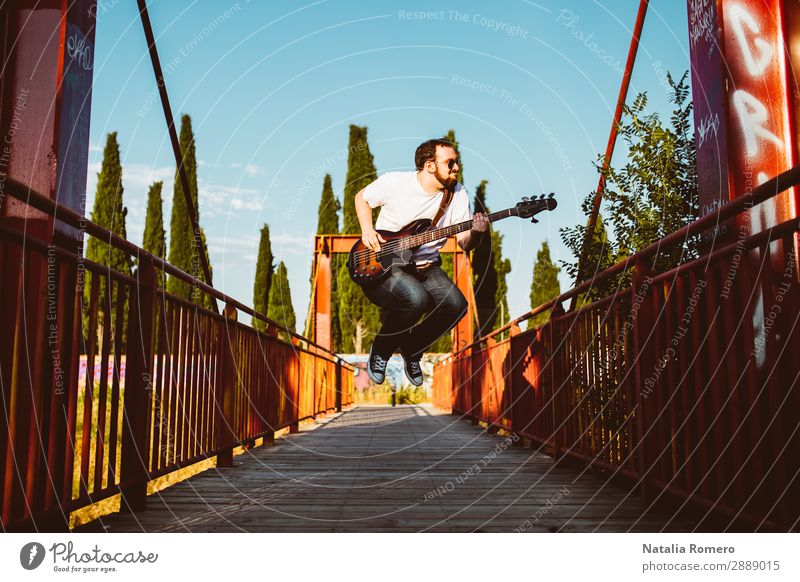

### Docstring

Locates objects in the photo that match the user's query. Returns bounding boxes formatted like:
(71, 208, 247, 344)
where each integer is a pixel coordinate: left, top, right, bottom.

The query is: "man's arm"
(456, 212, 489, 252)
(355, 189, 386, 251)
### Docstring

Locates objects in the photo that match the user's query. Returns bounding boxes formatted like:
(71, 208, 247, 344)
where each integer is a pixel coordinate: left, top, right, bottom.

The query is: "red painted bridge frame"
(1, 1, 355, 532)
(433, 0, 800, 532)
(0, 176, 355, 532)
(434, 166, 800, 532)
(309, 235, 475, 353)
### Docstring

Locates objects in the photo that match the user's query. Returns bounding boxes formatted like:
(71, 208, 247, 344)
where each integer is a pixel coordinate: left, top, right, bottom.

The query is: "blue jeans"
(362, 262, 468, 360)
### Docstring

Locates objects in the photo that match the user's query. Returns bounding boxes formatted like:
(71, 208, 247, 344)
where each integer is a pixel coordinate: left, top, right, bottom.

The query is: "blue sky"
(86, 0, 693, 334)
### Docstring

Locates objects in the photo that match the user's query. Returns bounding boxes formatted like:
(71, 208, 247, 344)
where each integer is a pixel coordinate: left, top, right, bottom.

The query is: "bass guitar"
(348, 193, 557, 286)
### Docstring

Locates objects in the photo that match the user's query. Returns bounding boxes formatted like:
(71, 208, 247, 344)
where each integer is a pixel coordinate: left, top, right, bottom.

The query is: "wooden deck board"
(77, 404, 697, 532)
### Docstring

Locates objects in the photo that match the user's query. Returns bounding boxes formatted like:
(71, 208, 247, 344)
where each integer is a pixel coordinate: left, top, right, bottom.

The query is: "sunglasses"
(433, 158, 460, 170)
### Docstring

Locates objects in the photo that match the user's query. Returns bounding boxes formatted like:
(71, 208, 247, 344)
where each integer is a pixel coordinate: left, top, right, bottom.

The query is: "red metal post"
(688, 0, 798, 245)
(687, 0, 730, 227)
(335, 360, 343, 413)
(289, 350, 300, 433)
(314, 237, 332, 351)
(120, 257, 156, 513)
(630, 260, 655, 506)
(687, 1, 800, 449)
(43, 253, 80, 527)
(217, 303, 238, 468)
(0, 0, 96, 530)
(452, 246, 475, 352)
(788, 3, 800, 216)
(1, 0, 96, 239)
(548, 302, 566, 459)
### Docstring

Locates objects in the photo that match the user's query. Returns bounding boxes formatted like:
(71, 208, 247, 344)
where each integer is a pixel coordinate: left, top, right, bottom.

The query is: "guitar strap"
(431, 185, 455, 227)
(413, 186, 454, 271)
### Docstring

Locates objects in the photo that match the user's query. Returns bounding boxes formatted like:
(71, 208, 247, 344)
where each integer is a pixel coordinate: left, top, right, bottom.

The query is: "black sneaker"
(403, 356, 423, 386)
(367, 346, 388, 384)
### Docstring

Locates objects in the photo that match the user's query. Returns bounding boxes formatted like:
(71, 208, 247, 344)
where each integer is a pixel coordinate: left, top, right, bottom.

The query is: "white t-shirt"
(362, 171, 472, 262)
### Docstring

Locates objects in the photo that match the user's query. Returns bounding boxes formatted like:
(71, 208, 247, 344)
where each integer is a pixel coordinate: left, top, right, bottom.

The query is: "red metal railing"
(0, 175, 354, 531)
(434, 166, 800, 531)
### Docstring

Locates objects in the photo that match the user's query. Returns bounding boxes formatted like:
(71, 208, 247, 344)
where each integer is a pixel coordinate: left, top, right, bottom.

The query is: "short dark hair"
(415, 139, 455, 171)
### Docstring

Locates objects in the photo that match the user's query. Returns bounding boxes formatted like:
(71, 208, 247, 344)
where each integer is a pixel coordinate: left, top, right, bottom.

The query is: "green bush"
(393, 386, 426, 405)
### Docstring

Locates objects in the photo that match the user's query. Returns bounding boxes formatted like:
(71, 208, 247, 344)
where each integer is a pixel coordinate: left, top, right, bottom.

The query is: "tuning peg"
(539, 194, 545, 200)
(530, 216, 539, 224)
(548, 192, 555, 198)
(522, 196, 529, 202)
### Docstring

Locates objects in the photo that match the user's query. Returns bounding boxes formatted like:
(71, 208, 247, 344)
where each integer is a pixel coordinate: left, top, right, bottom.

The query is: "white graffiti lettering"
(696, 112, 720, 147)
(728, 3, 772, 76)
(731, 89, 783, 156)
(66, 32, 93, 71)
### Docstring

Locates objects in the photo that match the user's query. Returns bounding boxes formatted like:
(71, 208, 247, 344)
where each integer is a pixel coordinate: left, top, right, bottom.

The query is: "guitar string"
(350, 207, 530, 263)
(350, 207, 522, 264)
(351, 228, 456, 261)
(349, 202, 551, 266)
(350, 218, 477, 263)
(351, 222, 468, 259)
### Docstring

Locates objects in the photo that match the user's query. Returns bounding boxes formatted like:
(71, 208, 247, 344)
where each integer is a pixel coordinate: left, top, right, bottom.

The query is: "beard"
(434, 167, 458, 189)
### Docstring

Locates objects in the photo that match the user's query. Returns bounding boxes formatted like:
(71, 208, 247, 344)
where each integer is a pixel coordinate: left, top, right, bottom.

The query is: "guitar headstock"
(515, 193, 557, 223)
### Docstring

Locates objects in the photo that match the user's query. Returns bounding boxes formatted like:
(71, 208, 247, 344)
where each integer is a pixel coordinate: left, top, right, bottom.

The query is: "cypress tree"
(83, 132, 132, 345)
(470, 179, 497, 339)
(442, 129, 464, 183)
(468, 180, 511, 339)
(305, 174, 342, 349)
(198, 229, 213, 309)
(142, 181, 166, 288)
(529, 241, 561, 327)
(317, 174, 340, 233)
(338, 125, 381, 353)
(341, 125, 377, 233)
(166, 114, 214, 310)
(267, 261, 296, 340)
(491, 229, 512, 338)
(252, 224, 274, 332)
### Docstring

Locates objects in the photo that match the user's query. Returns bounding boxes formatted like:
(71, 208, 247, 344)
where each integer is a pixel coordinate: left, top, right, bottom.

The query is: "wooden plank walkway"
(78, 404, 696, 532)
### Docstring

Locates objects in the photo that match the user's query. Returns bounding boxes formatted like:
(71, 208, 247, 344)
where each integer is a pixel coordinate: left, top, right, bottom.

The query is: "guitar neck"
(400, 208, 516, 250)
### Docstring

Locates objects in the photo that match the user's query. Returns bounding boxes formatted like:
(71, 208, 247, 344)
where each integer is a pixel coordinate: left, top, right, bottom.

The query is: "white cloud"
(197, 161, 263, 176)
(127, 164, 174, 190)
(270, 232, 315, 256)
(206, 232, 261, 267)
(198, 181, 261, 213)
(205, 230, 313, 260)
(86, 162, 174, 201)
(230, 198, 263, 211)
(206, 233, 260, 250)
(244, 164, 264, 176)
(84, 161, 266, 220)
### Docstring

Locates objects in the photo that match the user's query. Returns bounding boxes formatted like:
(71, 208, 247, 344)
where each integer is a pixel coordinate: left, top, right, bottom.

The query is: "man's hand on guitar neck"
(457, 211, 489, 252)
(472, 212, 489, 234)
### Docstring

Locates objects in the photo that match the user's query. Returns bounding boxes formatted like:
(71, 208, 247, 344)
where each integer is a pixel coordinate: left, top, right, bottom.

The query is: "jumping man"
(354, 138, 489, 386)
